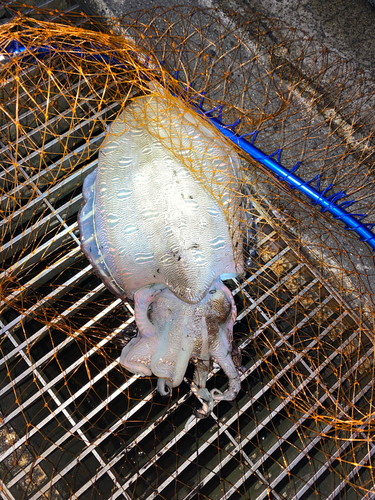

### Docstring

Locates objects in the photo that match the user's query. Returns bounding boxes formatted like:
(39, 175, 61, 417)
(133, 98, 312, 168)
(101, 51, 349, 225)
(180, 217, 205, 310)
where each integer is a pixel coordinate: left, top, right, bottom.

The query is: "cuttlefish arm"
(191, 278, 240, 417)
(121, 278, 241, 417)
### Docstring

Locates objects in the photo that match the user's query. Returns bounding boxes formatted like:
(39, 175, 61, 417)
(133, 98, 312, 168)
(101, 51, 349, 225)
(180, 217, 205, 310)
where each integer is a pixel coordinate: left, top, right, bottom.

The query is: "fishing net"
(0, 1, 375, 498)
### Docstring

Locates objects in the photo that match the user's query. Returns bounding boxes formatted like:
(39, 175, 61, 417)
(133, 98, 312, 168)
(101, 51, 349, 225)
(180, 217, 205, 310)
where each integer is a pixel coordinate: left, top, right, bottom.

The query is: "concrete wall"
(78, 0, 375, 79)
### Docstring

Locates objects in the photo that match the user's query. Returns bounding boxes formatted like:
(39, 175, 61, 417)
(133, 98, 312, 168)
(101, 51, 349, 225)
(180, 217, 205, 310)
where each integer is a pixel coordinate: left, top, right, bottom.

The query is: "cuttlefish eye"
(147, 303, 154, 323)
(206, 288, 232, 324)
(146, 293, 176, 329)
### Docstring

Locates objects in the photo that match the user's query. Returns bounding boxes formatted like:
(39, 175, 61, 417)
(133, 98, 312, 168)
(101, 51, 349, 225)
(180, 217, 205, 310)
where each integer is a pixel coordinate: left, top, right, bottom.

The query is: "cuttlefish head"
(120, 278, 241, 414)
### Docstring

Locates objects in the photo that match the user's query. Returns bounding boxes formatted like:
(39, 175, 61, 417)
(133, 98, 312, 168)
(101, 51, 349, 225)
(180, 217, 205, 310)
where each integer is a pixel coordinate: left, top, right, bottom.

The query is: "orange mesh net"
(0, 2, 375, 498)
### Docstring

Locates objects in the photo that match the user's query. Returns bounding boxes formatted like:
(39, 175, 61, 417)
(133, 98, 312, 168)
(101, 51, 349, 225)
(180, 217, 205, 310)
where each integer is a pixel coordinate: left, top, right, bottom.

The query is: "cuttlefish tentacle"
(191, 343, 241, 418)
(195, 279, 240, 414)
(157, 378, 173, 396)
(119, 285, 160, 375)
(151, 315, 195, 389)
(191, 359, 214, 417)
(119, 335, 153, 376)
(211, 350, 241, 402)
(190, 305, 213, 417)
(210, 281, 241, 402)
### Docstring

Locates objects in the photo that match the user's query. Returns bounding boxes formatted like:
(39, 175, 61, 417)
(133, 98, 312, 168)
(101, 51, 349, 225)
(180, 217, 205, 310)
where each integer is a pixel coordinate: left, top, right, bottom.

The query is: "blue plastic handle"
(3, 39, 375, 251)
(199, 114, 375, 252)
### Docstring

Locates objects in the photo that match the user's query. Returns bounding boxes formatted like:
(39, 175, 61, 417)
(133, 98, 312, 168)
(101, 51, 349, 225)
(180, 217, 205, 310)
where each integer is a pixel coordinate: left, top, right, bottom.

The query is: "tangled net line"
(0, 2, 375, 498)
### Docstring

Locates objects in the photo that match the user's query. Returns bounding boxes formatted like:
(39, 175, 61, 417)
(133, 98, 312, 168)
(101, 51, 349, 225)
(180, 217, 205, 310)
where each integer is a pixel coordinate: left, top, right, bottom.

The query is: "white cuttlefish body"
(78, 87, 249, 417)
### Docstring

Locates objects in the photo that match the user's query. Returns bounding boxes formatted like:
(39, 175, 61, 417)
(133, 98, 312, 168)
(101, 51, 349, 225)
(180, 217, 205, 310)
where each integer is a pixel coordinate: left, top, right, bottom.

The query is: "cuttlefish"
(78, 88, 251, 417)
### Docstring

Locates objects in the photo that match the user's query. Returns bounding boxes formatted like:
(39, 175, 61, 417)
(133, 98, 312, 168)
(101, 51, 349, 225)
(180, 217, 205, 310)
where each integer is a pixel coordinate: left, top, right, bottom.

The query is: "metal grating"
(0, 2, 375, 499)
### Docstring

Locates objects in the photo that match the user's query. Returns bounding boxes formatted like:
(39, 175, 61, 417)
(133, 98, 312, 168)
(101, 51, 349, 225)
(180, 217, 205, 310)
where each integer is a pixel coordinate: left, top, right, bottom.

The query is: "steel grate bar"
(1, 320, 129, 498)
(74, 389, 196, 499)
(2, 223, 363, 500)
(235, 261, 304, 321)
(251, 200, 373, 344)
(0, 122, 105, 206)
(0, 314, 129, 498)
(73, 280, 337, 498)
(27, 372, 159, 498)
(232, 245, 290, 298)
(0, 262, 92, 335)
(0, 479, 16, 500)
(0, 282, 105, 369)
(1, 243, 81, 307)
(254, 280, 351, 423)
(75, 275, 323, 497)
(2, 217, 284, 494)
(0, 298, 122, 432)
(0, 69, 91, 138)
(0, 15, 372, 497)
(0, 221, 78, 281)
(5, 356, 120, 489)
(327, 443, 375, 500)
(239, 277, 320, 350)
(168, 323, 360, 500)
(7, 156, 81, 248)
(1, 296, 136, 484)
(5, 321, 138, 489)
(221, 365, 374, 500)
(0, 192, 83, 258)
(293, 436, 375, 499)
(73, 273, 327, 495)
(210, 413, 284, 500)
(361, 484, 375, 500)
(183, 326, 362, 498)
(0, 92, 90, 160)
(182, 299, 334, 500)
(0, 157, 97, 232)
(252, 347, 375, 500)
(0, 78, 119, 182)
(117, 309, 348, 495)
(153, 411, 285, 500)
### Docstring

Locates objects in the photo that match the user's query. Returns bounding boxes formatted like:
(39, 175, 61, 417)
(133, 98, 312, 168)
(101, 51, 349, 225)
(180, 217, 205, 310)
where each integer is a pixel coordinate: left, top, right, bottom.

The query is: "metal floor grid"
(0, 2, 375, 499)
(1, 197, 374, 500)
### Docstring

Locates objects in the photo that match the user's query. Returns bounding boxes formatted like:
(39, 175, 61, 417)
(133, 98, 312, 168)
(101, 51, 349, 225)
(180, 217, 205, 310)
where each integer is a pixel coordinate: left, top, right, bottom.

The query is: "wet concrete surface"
(78, 0, 375, 78)
(229, 0, 375, 78)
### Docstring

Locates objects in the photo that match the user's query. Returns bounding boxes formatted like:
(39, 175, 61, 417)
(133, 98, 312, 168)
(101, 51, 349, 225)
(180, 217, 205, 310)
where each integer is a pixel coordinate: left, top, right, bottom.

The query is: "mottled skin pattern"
(120, 278, 240, 416)
(78, 89, 244, 417)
